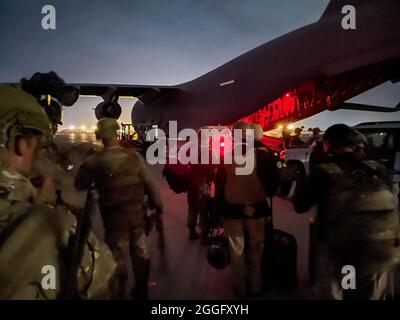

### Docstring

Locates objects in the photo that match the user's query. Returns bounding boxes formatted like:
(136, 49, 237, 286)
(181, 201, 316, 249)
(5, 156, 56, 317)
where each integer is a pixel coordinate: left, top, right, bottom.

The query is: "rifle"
(58, 187, 95, 299)
(144, 208, 167, 271)
(155, 211, 167, 271)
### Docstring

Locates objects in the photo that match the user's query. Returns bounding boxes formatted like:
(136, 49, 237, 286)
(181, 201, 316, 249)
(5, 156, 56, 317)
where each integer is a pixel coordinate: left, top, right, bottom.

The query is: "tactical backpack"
(318, 160, 400, 275)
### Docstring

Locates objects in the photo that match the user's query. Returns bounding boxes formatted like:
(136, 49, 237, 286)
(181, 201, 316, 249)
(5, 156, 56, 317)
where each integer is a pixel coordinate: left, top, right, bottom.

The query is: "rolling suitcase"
(263, 198, 297, 289)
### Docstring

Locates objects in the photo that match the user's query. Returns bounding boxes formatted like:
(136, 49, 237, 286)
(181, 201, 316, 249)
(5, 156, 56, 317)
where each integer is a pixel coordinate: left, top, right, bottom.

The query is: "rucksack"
(319, 160, 400, 275)
(162, 163, 191, 194)
(255, 145, 281, 197)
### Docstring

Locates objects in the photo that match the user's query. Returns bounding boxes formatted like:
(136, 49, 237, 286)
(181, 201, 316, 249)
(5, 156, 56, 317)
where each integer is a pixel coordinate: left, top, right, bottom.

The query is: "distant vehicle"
(352, 122, 400, 190)
(274, 132, 316, 182)
(278, 121, 400, 189)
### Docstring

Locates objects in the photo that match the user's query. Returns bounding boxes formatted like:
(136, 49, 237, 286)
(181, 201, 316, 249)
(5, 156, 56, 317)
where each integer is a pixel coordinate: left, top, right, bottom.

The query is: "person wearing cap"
(289, 127, 307, 148)
(75, 117, 163, 299)
(215, 121, 279, 297)
(0, 85, 116, 299)
(307, 127, 322, 147)
(294, 124, 399, 300)
(308, 127, 327, 170)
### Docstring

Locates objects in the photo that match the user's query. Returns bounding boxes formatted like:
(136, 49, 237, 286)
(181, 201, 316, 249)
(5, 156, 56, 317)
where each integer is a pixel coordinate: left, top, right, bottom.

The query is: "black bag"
(204, 197, 222, 231)
(207, 228, 230, 270)
(263, 198, 297, 289)
(162, 163, 191, 194)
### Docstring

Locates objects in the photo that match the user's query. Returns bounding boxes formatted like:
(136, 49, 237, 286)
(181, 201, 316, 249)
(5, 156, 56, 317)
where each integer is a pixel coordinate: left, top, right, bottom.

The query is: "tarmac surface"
(145, 178, 316, 300)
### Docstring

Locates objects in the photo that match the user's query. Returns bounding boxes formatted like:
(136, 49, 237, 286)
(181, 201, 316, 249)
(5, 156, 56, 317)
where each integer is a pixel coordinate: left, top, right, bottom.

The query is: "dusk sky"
(0, 0, 399, 130)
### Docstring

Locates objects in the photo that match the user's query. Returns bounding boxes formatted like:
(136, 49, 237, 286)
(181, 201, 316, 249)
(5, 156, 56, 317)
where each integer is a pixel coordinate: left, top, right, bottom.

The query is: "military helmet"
(207, 235, 230, 270)
(0, 85, 50, 147)
(323, 124, 354, 148)
(232, 121, 252, 139)
(250, 123, 264, 141)
(352, 129, 368, 146)
(232, 121, 251, 131)
(95, 117, 120, 140)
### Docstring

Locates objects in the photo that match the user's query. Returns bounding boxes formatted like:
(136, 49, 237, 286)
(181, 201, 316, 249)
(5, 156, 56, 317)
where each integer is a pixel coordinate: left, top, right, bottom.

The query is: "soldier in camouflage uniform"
(75, 118, 163, 300)
(0, 85, 116, 299)
(31, 95, 93, 208)
(294, 124, 400, 300)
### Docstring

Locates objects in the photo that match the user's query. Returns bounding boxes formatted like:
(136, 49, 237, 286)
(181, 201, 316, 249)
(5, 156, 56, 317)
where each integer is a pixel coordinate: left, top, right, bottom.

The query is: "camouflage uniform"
(0, 85, 116, 299)
(75, 119, 162, 299)
(294, 152, 400, 300)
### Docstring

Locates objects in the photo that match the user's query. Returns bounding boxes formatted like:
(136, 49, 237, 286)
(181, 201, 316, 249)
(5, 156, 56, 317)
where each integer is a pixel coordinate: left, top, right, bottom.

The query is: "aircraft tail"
(319, 0, 396, 21)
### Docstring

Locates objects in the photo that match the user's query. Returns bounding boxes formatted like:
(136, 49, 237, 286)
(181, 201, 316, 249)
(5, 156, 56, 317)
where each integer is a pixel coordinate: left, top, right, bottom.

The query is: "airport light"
(70, 125, 75, 130)
(81, 125, 86, 131)
(287, 124, 294, 130)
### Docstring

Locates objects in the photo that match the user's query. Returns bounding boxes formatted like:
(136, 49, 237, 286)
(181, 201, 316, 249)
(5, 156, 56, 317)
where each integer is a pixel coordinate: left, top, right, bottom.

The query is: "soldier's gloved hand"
(34, 176, 57, 204)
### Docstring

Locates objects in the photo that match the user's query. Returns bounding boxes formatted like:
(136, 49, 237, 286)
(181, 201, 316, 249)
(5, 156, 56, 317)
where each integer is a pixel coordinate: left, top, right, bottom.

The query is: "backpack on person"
(318, 160, 400, 275)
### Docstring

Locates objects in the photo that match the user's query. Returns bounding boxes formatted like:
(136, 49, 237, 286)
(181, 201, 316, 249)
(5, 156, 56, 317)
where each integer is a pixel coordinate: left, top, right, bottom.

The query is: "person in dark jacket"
(307, 127, 322, 146)
(186, 162, 214, 242)
(289, 127, 307, 148)
(308, 140, 328, 171)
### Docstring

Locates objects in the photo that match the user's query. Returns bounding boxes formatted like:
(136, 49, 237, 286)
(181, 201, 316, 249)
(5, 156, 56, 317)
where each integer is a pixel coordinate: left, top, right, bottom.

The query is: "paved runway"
(146, 175, 316, 300)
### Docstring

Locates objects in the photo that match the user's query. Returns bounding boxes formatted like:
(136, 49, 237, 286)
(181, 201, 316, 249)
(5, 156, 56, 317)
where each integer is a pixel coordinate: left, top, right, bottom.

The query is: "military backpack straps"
(0, 213, 30, 249)
(255, 144, 282, 197)
(318, 160, 400, 274)
(100, 148, 146, 208)
(113, 148, 143, 187)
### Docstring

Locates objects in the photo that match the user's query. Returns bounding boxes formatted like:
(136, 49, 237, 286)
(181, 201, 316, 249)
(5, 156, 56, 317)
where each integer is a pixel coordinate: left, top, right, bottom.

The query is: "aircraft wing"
(1, 82, 180, 105)
(1, 82, 180, 106)
(72, 84, 180, 104)
(331, 102, 400, 113)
